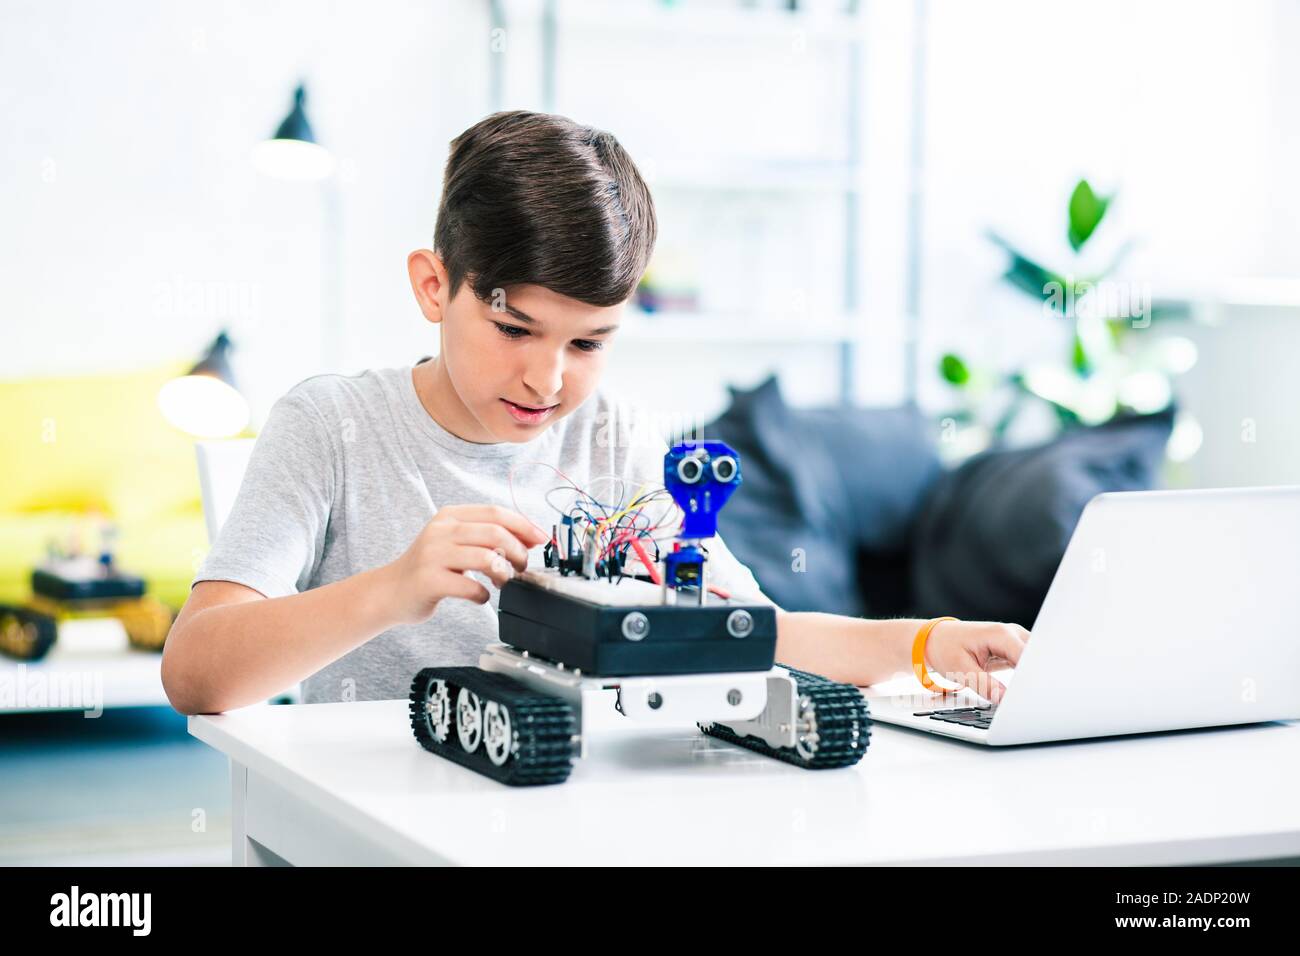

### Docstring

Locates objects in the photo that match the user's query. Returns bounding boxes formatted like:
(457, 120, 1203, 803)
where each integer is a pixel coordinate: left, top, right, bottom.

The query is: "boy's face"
(407, 250, 623, 444)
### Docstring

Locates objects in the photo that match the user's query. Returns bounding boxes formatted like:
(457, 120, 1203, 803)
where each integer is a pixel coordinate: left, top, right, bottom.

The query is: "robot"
(0, 527, 173, 662)
(408, 441, 871, 786)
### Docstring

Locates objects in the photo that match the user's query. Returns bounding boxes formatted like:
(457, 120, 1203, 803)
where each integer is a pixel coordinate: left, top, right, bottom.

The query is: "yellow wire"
(595, 483, 651, 538)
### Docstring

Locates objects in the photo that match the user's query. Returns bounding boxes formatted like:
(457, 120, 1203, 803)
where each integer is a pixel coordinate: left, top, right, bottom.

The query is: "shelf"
(644, 163, 862, 195)
(0, 636, 297, 713)
(619, 311, 857, 344)
(553, 0, 866, 43)
(519, 0, 869, 404)
(1150, 278, 1300, 312)
(0, 646, 167, 714)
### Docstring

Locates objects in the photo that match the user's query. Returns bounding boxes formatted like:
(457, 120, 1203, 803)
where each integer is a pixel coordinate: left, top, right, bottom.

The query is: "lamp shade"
(273, 84, 316, 143)
(188, 330, 238, 384)
(251, 84, 336, 181)
(158, 332, 251, 439)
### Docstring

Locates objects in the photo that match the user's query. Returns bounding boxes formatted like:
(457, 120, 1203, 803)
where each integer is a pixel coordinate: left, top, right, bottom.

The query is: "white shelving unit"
(0, 621, 168, 714)
(490, 0, 870, 405)
(0, 619, 298, 714)
(620, 309, 855, 344)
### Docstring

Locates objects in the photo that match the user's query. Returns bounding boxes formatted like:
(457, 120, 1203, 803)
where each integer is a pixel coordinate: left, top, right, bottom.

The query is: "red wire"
(600, 505, 653, 559)
(629, 537, 662, 585)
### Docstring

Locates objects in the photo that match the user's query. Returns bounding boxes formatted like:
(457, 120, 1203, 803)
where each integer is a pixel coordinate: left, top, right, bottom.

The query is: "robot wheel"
(700, 665, 871, 770)
(0, 604, 58, 662)
(409, 666, 578, 786)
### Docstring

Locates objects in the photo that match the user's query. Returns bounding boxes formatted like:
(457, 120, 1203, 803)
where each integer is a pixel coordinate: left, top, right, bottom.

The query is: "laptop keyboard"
(912, 705, 996, 730)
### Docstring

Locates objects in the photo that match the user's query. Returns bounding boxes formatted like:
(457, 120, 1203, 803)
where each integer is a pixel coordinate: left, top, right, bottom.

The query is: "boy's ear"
(407, 249, 450, 325)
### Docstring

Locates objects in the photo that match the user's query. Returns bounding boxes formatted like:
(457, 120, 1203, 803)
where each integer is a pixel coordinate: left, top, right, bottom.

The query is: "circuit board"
(515, 569, 737, 608)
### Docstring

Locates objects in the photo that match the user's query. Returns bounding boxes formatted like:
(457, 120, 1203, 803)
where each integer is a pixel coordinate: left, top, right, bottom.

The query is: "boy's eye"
(493, 321, 529, 339)
(494, 321, 603, 353)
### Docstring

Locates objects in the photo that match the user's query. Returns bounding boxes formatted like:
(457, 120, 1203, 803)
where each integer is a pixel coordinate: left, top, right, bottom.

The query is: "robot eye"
(677, 455, 705, 484)
(711, 455, 737, 483)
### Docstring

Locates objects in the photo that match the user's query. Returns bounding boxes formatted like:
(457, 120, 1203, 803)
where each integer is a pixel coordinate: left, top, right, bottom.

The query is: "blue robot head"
(663, 441, 742, 540)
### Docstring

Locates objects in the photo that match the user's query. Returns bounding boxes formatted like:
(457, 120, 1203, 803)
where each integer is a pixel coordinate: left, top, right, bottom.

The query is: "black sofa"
(704, 376, 1176, 628)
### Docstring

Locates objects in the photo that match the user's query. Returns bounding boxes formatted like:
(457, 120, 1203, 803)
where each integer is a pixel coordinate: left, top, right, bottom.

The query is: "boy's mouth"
(501, 398, 558, 424)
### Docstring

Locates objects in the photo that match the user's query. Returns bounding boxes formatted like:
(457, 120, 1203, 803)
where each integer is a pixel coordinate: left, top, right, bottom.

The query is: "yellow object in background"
(0, 360, 219, 607)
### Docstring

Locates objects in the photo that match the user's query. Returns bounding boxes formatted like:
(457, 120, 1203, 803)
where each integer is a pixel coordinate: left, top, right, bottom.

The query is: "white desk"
(189, 686, 1300, 866)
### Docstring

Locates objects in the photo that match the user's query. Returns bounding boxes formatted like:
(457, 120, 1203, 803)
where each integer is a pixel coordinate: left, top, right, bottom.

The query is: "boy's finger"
(453, 522, 530, 570)
(448, 545, 516, 588)
(942, 665, 1008, 705)
(986, 627, 1027, 668)
(441, 505, 548, 546)
(969, 669, 1008, 705)
(436, 570, 491, 606)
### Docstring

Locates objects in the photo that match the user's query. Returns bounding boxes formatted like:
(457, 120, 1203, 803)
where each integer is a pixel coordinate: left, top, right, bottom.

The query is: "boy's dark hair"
(433, 110, 657, 308)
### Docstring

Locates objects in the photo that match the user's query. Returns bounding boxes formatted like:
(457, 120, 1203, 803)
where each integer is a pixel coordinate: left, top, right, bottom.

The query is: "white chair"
(194, 438, 300, 705)
(195, 439, 256, 543)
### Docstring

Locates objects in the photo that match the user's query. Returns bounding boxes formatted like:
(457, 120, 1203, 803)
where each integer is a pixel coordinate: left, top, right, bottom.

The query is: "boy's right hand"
(382, 505, 549, 625)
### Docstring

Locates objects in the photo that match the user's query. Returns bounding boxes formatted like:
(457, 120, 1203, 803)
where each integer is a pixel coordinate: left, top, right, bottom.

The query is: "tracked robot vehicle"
(409, 441, 871, 785)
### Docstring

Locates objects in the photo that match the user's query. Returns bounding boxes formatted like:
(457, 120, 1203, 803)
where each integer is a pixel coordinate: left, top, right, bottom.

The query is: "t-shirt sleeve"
(193, 389, 337, 599)
(700, 529, 780, 608)
(614, 397, 781, 610)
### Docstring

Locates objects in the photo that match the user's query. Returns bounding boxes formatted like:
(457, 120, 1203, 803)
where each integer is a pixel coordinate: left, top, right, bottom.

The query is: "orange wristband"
(912, 616, 960, 692)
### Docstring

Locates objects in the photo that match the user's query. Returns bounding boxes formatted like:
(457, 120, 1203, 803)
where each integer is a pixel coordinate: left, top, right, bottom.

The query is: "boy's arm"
(695, 527, 1028, 702)
(162, 571, 405, 715)
(677, 492, 1029, 700)
(773, 610, 1030, 704)
(163, 504, 548, 715)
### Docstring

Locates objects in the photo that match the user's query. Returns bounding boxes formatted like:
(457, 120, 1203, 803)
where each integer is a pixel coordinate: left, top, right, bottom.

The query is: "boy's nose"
(522, 353, 564, 400)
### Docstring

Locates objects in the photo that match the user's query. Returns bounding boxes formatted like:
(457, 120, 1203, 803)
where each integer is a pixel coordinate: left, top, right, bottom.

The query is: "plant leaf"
(940, 352, 971, 386)
(1068, 179, 1110, 251)
(1072, 334, 1090, 375)
(987, 230, 1071, 311)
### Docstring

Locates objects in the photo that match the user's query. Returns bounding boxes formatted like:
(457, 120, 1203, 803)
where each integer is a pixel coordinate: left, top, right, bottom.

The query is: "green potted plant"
(937, 179, 1202, 464)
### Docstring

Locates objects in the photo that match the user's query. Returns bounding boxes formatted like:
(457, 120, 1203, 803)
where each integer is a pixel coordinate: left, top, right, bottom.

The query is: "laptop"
(865, 486, 1300, 745)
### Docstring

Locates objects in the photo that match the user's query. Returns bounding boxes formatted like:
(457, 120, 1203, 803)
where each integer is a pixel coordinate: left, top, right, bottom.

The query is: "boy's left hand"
(923, 620, 1030, 705)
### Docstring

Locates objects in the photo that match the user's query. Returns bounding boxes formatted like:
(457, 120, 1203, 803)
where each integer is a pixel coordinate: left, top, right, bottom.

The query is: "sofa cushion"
(909, 407, 1177, 628)
(707, 376, 942, 615)
(0, 360, 199, 522)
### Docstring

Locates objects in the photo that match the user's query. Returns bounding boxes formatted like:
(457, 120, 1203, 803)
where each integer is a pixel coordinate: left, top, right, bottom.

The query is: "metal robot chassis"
(408, 573, 871, 786)
(409, 440, 871, 785)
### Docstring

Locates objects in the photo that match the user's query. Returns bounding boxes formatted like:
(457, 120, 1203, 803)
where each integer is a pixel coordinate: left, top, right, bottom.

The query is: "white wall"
(1, 0, 490, 417)
(914, 0, 1297, 406)
(1174, 302, 1300, 488)
(910, 0, 1300, 485)
(4, 0, 1298, 475)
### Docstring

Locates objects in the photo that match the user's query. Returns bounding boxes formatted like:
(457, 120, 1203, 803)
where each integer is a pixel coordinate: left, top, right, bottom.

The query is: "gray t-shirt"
(194, 364, 771, 703)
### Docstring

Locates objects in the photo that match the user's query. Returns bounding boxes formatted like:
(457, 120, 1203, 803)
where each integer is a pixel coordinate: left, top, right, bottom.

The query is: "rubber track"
(409, 666, 577, 786)
(701, 665, 871, 769)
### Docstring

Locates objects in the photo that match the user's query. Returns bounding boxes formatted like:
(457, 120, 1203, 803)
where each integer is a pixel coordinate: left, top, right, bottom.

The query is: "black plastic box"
(32, 568, 145, 602)
(497, 577, 777, 677)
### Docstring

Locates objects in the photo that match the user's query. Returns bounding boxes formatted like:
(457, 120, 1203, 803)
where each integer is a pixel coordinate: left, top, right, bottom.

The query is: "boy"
(162, 111, 1028, 715)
